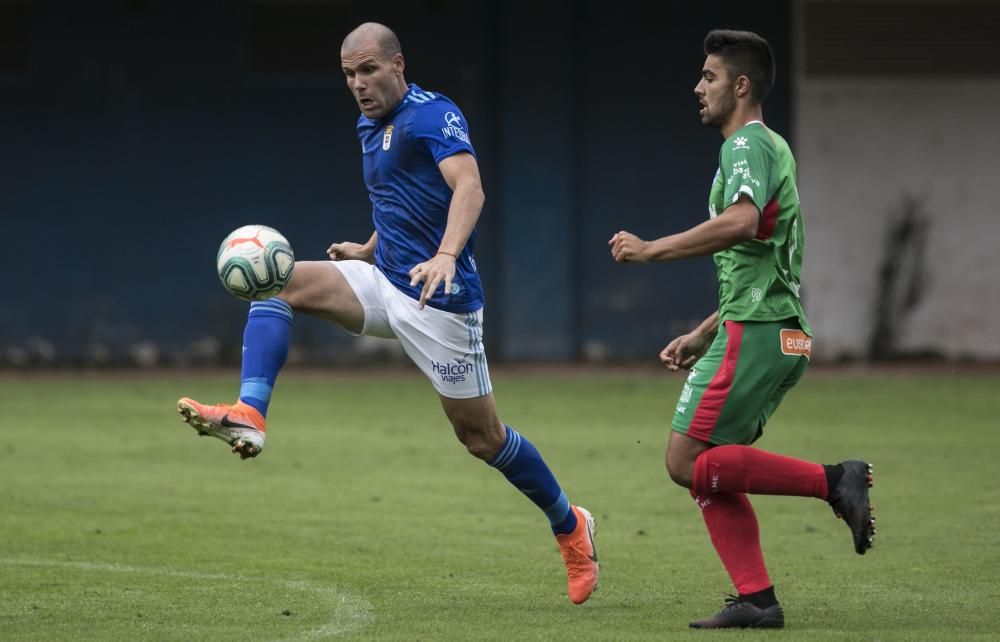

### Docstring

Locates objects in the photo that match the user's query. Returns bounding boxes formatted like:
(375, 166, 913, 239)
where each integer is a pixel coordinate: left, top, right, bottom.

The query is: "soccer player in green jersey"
(609, 30, 876, 629)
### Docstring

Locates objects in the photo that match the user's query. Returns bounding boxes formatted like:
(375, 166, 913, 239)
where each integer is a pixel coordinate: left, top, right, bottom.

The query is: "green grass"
(1, 369, 998, 640)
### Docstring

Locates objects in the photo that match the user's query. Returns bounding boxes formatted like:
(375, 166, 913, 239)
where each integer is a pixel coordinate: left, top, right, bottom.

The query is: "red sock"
(691, 489, 771, 595)
(692, 445, 828, 499)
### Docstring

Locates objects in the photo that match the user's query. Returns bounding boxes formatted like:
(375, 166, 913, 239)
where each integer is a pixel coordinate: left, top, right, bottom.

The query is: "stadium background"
(3, 0, 998, 367)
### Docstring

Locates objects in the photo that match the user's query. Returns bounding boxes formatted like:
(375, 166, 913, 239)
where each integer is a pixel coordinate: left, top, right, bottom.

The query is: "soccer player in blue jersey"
(176, 22, 598, 604)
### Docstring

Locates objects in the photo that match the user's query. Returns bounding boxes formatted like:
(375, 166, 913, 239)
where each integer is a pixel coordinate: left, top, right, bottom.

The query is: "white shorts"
(329, 260, 493, 399)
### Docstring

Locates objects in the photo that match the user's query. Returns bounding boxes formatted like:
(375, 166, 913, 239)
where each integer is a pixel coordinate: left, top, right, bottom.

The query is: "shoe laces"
(720, 594, 749, 612)
(563, 552, 591, 576)
(558, 537, 595, 575)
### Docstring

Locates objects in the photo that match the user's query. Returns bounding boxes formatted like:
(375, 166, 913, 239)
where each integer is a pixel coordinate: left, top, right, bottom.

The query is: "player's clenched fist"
(608, 230, 651, 263)
(328, 241, 374, 262)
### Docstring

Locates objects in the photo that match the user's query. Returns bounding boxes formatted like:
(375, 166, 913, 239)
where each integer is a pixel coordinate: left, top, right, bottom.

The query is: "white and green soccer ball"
(216, 225, 295, 301)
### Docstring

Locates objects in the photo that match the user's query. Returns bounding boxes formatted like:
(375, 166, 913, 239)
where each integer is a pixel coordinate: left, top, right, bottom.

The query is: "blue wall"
(2, 0, 790, 365)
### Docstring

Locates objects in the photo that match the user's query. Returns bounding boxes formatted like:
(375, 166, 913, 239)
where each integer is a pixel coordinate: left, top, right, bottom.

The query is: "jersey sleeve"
(411, 100, 476, 164)
(720, 131, 774, 212)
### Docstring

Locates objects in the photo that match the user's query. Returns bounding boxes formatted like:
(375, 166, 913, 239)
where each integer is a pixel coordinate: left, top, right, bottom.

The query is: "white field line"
(0, 557, 373, 641)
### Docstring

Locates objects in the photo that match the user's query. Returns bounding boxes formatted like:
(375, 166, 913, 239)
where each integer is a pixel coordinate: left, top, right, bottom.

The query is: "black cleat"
(689, 596, 785, 629)
(829, 460, 875, 555)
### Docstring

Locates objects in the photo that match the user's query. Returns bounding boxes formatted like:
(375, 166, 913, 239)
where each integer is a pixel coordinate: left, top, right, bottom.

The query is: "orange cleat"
(556, 506, 599, 604)
(176, 398, 266, 460)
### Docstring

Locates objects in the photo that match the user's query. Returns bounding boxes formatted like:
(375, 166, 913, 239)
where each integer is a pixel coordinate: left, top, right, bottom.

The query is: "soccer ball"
(216, 225, 295, 301)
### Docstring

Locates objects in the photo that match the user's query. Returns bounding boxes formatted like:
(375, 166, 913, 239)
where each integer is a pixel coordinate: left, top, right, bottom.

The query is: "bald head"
(340, 22, 408, 120)
(342, 22, 401, 58)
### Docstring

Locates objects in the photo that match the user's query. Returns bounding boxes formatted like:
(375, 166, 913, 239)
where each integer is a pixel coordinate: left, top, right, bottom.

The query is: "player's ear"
(735, 75, 750, 99)
(392, 53, 405, 74)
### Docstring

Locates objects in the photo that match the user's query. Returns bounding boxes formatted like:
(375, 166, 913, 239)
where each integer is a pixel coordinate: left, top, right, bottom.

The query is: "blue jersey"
(356, 84, 484, 313)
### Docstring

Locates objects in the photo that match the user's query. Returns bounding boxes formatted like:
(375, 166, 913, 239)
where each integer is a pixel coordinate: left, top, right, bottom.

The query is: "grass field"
(1, 368, 999, 640)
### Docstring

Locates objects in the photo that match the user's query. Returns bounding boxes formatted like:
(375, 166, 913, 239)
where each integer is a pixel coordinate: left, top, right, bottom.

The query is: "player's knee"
(275, 262, 309, 309)
(665, 452, 694, 488)
(454, 426, 501, 460)
(458, 432, 495, 460)
(443, 397, 505, 460)
(450, 417, 504, 461)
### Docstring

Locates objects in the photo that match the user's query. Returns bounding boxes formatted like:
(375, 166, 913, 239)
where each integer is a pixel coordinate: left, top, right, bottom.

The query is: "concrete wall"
(794, 8, 1000, 360)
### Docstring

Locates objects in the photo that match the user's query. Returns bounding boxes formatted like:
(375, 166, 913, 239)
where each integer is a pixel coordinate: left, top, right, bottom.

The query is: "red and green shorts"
(671, 319, 811, 445)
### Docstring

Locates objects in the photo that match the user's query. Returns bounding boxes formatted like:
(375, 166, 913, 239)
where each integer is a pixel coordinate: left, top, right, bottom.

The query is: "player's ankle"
(740, 585, 779, 609)
(551, 506, 578, 536)
(823, 463, 845, 500)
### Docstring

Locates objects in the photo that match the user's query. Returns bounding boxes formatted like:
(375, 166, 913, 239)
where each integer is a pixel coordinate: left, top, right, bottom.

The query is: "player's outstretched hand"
(660, 331, 710, 371)
(409, 253, 456, 309)
(609, 230, 651, 263)
(328, 241, 374, 263)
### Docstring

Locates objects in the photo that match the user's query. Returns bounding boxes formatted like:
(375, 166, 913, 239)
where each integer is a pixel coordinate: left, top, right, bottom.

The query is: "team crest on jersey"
(383, 124, 394, 150)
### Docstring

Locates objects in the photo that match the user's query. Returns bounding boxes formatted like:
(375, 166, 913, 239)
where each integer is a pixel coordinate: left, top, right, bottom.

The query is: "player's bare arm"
(660, 311, 719, 371)
(328, 231, 378, 263)
(408, 151, 485, 308)
(609, 197, 759, 263)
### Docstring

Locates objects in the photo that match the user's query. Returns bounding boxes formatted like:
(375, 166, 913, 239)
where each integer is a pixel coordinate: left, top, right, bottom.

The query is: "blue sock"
(238, 299, 292, 417)
(488, 425, 578, 535)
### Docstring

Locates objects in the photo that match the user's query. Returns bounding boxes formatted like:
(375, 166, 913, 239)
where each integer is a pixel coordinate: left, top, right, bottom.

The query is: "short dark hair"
(703, 29, 775, 104)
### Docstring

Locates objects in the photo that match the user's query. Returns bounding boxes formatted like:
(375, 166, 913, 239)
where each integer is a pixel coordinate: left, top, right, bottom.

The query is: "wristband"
(437, 251, 457, 259)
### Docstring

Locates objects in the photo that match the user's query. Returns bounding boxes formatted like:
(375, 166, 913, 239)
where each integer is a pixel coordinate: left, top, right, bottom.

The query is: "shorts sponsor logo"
(432, 358, 474, 384)
(751, 287, 762, 302)
(780, 329, 812, 359)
